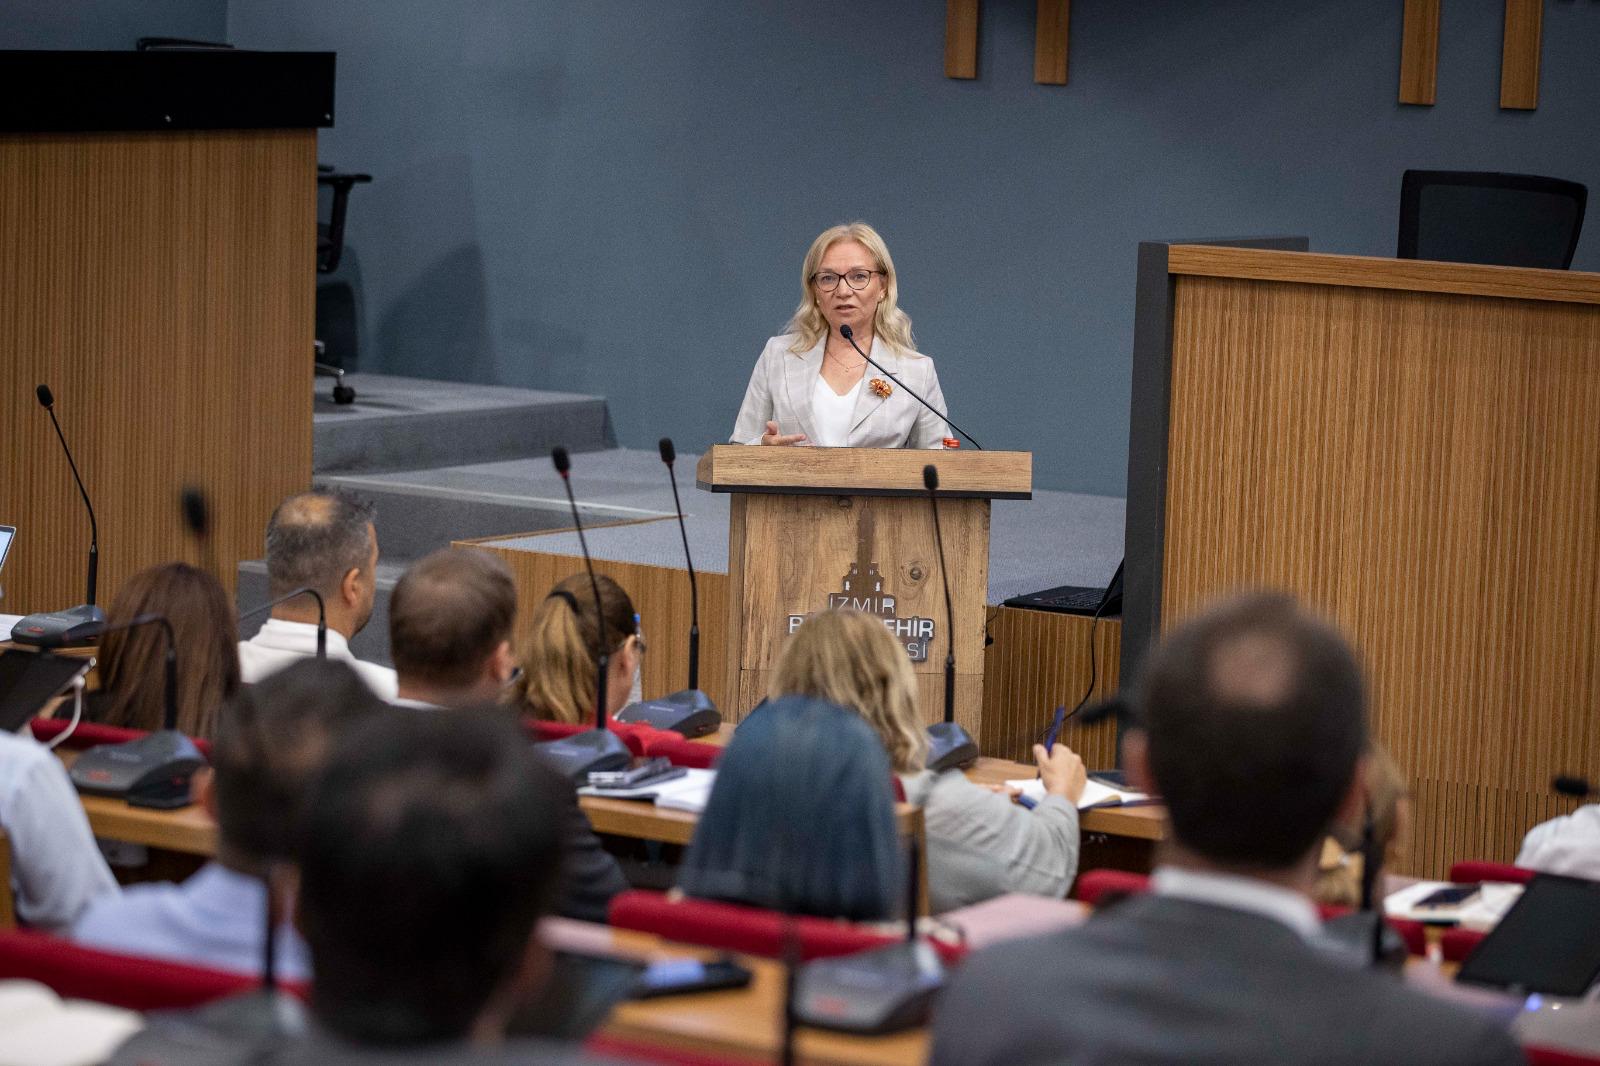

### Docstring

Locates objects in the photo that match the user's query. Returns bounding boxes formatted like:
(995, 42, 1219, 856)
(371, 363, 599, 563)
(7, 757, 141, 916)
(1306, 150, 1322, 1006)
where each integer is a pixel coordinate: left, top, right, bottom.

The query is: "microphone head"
(1553, 775, 1594, 798)
(658, 437, 676, 464)
(551, 446, 571, 476)
(35, 384, 54, 408)
(180, 487, 209, 537)
(923, 464, 939, 492)
(839, 324, 853, 340)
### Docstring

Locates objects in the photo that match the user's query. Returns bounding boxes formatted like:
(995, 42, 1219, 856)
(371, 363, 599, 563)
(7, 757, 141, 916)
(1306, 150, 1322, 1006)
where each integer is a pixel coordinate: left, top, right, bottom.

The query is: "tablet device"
(1456, 873, 1600, 996)
(0, 525, 14, 576)
(0, 649, 93, 733)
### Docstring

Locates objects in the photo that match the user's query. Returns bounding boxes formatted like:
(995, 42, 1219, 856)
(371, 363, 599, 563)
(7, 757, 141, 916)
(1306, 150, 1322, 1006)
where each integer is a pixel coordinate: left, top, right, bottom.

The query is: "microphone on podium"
(922, 464, 979, 772)
(537, 446, 633, 783)
(838, 325, 983, 450)
(615, 438, 722, 737)
(11, 384, 108, 646)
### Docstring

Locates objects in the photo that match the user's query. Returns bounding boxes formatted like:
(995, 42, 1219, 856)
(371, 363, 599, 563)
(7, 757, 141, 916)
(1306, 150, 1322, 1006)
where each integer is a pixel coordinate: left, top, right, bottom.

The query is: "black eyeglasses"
(811, 269, 884, 292)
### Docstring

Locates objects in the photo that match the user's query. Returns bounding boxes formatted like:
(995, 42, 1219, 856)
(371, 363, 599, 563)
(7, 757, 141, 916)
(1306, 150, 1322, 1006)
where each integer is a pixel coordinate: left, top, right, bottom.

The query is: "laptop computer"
(1456, 873, 1600, 997)
(1003, 559, 1124, 618)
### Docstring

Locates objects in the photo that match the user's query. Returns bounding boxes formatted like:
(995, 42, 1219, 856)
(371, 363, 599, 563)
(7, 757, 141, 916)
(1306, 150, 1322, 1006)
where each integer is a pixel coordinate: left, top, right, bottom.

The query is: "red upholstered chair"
(1071, 869, 1151, 908)
(585, 1035, 754, 1066)
(1448, 861, 1538, 886)
(31, 719, 214, 760)
(607, 890, 966, 965)
(1526, 1048, 1600, 1066)
(0, 929, 305, 1011)
(527, 718, 649, 758)
(641, 736, 721, 770)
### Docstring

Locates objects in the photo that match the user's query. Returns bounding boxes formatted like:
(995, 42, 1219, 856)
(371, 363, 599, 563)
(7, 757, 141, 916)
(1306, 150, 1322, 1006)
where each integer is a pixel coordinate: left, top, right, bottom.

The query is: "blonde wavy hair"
(770, 609, 927, 773)
(786, 222, 916, 356)
(506, 572, 637, 725)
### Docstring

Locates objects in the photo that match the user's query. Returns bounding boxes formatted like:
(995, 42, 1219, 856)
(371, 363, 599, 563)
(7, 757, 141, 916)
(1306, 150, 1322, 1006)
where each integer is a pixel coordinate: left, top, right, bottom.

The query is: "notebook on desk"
(1004, 776, 1148, 810)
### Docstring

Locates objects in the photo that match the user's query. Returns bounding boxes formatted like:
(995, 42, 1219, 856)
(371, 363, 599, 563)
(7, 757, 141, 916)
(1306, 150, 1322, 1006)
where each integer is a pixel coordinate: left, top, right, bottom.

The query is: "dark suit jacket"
(555, 785, 628, 924)
(930, 894, 1525, 1066)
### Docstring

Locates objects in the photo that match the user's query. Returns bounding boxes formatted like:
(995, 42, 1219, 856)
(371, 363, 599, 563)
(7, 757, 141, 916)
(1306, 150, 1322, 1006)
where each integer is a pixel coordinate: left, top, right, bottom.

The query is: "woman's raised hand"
(761, 419, 808, 446)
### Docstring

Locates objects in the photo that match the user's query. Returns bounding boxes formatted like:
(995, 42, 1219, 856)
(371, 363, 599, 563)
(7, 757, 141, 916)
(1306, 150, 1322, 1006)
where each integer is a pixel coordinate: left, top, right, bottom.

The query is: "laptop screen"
(0, 526, 12, 575)
(1456, 874, 1600, 996)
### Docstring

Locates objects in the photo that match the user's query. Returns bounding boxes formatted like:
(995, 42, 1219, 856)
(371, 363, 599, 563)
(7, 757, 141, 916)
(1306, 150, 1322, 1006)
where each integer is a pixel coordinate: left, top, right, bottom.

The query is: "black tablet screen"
(1456, 874, 1600, 996)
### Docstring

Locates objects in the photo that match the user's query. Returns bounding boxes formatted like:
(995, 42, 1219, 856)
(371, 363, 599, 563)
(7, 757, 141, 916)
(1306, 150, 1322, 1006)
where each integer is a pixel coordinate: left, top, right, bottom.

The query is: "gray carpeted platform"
(483, 451, 1124, 604)
(314, 374, 614, 474)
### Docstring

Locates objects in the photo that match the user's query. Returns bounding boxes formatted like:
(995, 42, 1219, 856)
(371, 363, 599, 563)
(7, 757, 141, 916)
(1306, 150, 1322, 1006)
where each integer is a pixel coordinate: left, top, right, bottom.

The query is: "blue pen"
(1043, 705, 1068, 754)
(1017, 794, 1038, 810)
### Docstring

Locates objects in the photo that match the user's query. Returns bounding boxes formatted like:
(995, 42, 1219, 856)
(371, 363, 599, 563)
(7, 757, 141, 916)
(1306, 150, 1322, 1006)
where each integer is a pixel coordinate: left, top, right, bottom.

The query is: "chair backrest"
(607, 890, 966, 965)
(0, 930, 303, 1012)
(525, 718, 722, 767)
(1449, 860, 1538, 886)
(29, 718, 213, 760)
(1526, 1047, 1600, 1066)
(316, 168, 372, 274)
(1398, 170, 1587, 269)
(1071, 868, 1151, 908)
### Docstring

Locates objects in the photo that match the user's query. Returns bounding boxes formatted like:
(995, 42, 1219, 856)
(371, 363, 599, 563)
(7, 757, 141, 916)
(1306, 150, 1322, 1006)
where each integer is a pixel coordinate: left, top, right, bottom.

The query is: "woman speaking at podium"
(730, 222, 952, 450)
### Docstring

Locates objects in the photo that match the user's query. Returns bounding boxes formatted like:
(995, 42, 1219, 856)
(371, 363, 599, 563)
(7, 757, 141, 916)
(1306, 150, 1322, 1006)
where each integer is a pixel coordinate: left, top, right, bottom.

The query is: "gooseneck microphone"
(11, 384, 108, 645)
(922, 465, 979, 772)
(614, 438, 722, 737)
(180, 486, 219, 579)
(537, 447, 632, 782)
(238, 587, 328, 658)
(1555, 776, 1597, 799)
(838, 325, 983, 450)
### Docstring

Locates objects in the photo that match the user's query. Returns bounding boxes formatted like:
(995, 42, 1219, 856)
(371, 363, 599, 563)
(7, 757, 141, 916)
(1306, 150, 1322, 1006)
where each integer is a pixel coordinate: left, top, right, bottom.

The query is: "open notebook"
(578, 768, 717, 814)
(1003, 776, 1149, 811)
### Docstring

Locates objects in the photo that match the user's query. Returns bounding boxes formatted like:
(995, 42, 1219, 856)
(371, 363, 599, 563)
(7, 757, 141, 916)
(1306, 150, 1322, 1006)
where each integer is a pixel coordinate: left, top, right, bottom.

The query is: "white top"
(238, 618, 398, 699)
(1151, 865, 1321, 941)
(810, 373, 865, 448)
(0, 730, 119, 932)
(1517, 804, 1600, 881)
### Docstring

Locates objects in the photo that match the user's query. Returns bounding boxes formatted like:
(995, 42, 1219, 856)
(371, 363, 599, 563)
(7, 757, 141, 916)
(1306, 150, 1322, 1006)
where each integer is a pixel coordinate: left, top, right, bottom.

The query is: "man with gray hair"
(238, 488, 397, 698)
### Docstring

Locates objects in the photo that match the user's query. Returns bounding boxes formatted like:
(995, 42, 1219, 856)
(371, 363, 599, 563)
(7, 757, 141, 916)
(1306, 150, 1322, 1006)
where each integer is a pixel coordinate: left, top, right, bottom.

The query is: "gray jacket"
(901, 769, 1079, 914)
(931, 894, 1525, 1066)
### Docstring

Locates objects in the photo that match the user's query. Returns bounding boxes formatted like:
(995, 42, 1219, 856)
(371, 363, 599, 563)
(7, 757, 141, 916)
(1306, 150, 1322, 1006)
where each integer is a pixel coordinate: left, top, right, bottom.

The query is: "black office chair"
(1397, 170, 1587, 270)
(316, 166, 372, 405)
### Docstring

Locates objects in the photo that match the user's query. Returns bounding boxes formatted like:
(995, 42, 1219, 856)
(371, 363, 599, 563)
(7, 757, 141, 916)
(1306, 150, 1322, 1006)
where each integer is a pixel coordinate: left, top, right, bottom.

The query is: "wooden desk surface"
(580, 794, 925, 849)
(967, 757, 1167, 842)
(544, 918, 927, 1066)
(57, 750, 216, 857)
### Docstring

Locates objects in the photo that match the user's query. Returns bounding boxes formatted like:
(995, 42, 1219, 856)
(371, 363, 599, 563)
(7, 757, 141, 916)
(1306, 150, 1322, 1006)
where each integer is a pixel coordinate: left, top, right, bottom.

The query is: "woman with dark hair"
(92, 562, 240, 739)
(505, 572, 643, 724)
(678, 696, 904, 921)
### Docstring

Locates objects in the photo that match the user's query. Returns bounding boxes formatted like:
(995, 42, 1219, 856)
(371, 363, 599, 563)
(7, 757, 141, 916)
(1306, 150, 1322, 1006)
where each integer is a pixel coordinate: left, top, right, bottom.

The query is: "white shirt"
(810, 373, 865, 448)
(238, 618, 398, 699)
(72, 861, 311, 981)
(1151, 865, 1321, 940)
(0, 730, 119, 932)
(1517, 804, 1600, 881)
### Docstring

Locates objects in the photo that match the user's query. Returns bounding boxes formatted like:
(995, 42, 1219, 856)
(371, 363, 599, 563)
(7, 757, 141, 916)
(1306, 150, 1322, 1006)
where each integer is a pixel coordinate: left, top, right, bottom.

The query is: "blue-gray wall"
(226, 0, 1600, 496)
(1, 0, 224, 50)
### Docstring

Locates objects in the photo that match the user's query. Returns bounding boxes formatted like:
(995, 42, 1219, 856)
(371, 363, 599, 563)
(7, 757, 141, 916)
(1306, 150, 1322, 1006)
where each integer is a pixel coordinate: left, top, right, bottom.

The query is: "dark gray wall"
(1, 0, 225, 49)
(227, 0, 1600, 496)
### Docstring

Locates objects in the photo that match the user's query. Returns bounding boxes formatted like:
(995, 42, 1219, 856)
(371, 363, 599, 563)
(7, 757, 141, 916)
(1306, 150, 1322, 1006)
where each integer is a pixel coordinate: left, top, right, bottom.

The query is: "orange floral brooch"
(869, 377, 892, 399)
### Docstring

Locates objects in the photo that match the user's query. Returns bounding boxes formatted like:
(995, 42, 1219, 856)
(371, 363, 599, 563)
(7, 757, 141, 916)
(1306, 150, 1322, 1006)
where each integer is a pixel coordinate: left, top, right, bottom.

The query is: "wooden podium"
(696, 446, 1031, 737)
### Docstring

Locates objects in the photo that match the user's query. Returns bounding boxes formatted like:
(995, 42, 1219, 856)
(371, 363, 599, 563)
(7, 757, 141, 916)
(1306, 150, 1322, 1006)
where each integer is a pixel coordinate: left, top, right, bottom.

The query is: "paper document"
(1384, 879, 1524, 931)
(1004, 777, 1149, 810)
(0, 614, 22, 641)
(579, 767, 716, 814)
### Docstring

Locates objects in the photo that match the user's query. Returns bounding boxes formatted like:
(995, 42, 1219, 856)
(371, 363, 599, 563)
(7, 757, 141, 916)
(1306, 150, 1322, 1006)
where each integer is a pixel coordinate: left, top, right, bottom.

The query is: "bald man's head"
(265, 488, 377, 599)
(1133, 592, 1368, 871)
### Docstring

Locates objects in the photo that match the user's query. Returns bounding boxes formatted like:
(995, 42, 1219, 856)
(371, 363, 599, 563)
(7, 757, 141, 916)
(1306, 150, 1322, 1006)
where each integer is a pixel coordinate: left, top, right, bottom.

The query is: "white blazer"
(729, 334, 951, 450)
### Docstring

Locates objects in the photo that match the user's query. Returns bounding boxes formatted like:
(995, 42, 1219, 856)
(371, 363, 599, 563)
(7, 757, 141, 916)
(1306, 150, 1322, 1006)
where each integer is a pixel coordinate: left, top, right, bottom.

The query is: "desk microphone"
(537, 446, 632, 783)
(11, 384, 107, 646)
(922, 465, 978, 772)
(238, 587, 327, 658)
(67, 612, 207, 809)
(838, 325, 982, 449)
(1554, 775, 1597, 799)
(615, 438, 721, 737)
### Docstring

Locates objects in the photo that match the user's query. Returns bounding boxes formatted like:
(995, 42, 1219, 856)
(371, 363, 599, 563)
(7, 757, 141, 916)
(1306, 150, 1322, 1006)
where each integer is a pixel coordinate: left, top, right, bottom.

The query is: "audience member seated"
(929, 593, 1524, 1066)
(1315, 743, 1409, 908)
(90, 562, 240, 738)
(1517, 799, 1600, 881)
(389, 547, 518, 709)
(0, 722, 118, 933)
(387, 547, 626, 923)
(74, 659, 387, 979)
(505, 573, 641, 724)
(237, 488, 396, 698)
(677, 696, 903, 921)
(113, 709, 593, 1064)
(774, 609, 1083, 913)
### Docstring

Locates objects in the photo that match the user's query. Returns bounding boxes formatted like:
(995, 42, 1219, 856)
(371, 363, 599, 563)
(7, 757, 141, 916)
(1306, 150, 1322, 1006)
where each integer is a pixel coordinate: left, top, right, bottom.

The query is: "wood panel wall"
(981, 608, 1119, 767)
(1161, 271, 1600, 876)
(0, 130, 316, 614)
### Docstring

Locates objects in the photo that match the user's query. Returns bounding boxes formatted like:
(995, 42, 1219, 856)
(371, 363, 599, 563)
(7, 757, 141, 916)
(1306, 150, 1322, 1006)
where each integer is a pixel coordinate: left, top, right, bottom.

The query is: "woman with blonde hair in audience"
(505, 572, 643, 724)
(91, 562, 240, 739)
(772, 609, 1086, 913)
(1314, 744, 1410, 908)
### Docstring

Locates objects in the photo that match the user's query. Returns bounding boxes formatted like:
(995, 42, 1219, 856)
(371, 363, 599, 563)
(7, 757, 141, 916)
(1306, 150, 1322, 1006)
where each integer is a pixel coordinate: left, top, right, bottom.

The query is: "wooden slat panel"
(945, 0, 980, 80)
(1034, 0, 1071, 86)
(981, 608, 1120, 766)
(1168, 244, 1600, 306)
(1399, 0, 1441, 105)
(1500, 0, 1543, 110)
(0, 131, 315, 614)
(0, 830, 13, 930)
(1162, 273, 1600, 877)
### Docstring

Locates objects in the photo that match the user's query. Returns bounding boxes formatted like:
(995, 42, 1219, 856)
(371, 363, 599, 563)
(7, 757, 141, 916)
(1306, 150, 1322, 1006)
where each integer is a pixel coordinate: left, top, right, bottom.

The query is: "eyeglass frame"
(810, 268, 885, 292)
